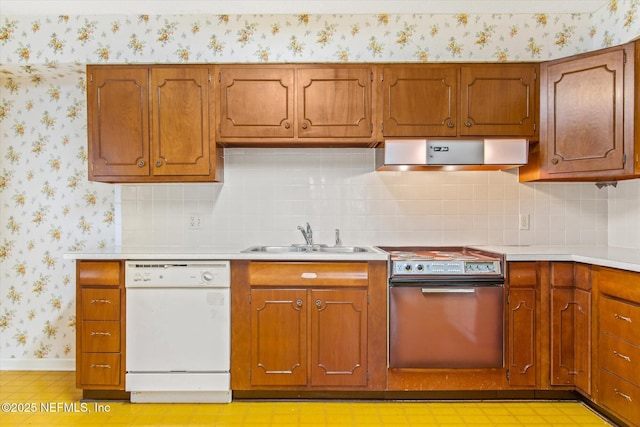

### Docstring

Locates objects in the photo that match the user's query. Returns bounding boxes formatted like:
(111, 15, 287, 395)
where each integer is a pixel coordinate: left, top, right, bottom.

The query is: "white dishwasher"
(125, 260, 231, 403)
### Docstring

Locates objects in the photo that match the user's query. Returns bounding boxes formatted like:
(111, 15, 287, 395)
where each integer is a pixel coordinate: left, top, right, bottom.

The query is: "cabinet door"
(543, 49, 626, 174)
(150, 67, 212, 176)
(88, 67, 149, 178)
(250, 288, 307, 386)
(508, 288, 537, 387)
(460, 65, 536, 136)
(298, 67, 373, 139)
(218, 67, 295, 139)
(382, 65, 458, 137)
(550, 288, 591, 393)
(310, 289, 368, 386)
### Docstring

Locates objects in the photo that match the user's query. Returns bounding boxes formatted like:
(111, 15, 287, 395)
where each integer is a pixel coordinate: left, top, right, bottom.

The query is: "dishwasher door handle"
(421, 288, 476, 294)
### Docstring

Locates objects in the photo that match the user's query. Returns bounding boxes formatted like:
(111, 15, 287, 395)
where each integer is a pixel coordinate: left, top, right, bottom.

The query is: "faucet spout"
(297, 222, 313, 246)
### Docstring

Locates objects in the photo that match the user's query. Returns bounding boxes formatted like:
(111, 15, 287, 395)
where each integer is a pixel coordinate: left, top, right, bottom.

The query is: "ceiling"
(0, 0, 610, 16)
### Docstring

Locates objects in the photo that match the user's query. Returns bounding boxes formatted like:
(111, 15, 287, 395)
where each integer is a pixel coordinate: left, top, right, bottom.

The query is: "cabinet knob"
(296, 298, 303, 307)
(551, 158, 559, 165)
(315, 299, 322, 307)
(156, 160, 162, 167)
(284, 122, 291, 129)
(301, 122, 308, 129)
(137, 160, 145, 167)
(465, 120, 472, 127)
(447, 121, 455, 128)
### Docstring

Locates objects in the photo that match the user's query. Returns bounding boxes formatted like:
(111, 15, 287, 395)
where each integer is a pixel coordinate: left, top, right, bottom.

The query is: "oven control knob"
(403, 264, 412, 272)
(415, 264, 424, 271)
(202, 271, 214, 282)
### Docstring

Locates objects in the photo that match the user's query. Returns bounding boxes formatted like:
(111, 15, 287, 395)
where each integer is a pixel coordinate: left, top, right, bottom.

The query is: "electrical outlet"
(188, 214, 202, 230)
(519, 214, 530, 230)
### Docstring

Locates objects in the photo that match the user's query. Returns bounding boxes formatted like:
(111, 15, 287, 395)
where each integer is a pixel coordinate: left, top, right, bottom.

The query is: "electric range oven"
(378, 246, 505, 369)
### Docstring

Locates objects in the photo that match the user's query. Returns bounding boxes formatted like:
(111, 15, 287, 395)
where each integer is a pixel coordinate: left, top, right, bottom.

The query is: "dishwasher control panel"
(125, 261, 230, 287)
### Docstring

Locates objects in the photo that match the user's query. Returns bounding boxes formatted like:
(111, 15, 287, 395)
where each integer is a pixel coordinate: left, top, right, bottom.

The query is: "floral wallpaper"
(1, 1, 640, 367)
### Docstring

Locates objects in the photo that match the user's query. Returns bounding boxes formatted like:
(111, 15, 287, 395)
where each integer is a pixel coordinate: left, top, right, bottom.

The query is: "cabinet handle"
(90, 364, 112, 369)
(465, 120, 472, 127)
(90, 299, 111, 304)
(284, 122, 291, 129)
(614, 389, 632, 402)
(614, 313, 632, 323)
(137, 160, 145, 167)
(301, 272, 317, 279)
(90, 331, 112, 337)
(447, 120, 455, 128)
(155, 160, 162, 167)
(315, 299, 322, 307)
(551, 158, 559, 165)
(613, 351, 631, 362)
(301, 122, 308, 129)
(296, 298, 303, 307)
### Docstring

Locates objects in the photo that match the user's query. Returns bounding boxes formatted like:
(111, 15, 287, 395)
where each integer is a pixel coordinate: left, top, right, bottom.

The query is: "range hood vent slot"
(375, 139, 529, 171)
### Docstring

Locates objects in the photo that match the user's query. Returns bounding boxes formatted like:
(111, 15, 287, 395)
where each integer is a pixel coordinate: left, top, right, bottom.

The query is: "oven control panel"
(392, 260, 501, 276)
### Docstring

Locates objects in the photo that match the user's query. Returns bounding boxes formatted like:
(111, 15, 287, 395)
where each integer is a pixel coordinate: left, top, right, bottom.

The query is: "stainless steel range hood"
(375, 139, 529, 171)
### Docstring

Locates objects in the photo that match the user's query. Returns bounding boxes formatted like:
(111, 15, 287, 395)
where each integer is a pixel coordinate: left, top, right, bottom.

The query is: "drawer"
(81, 321, 120, 353)
(599, 296, 640, 344)
(78, 261, 121, 286)
(599, 369, 640, 426)
(249, 262, 368, 287)
(79, 353, 121, 387)
(600, 333, 640, 386)
(507, 262, 537, 287)
(81, 288, 121, 321)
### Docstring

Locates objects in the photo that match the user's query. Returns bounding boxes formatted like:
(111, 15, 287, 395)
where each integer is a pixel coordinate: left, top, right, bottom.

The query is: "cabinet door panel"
(310, 289, 368, 386)
(218, 67, 295, 139)
(508, 288, 537, 387)
(298, 68, 372, 138)
(151, 67, 211, 176)
(88, 67, 149, 177)
(545, 50, 625, 174)
(382, 66, 458, 137)
(460, 65, 536, 136)
(250, 289, 307, 386)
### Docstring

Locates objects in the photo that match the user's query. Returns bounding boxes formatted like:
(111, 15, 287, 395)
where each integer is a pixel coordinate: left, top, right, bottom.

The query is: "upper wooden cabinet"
(87, 65, 222, 183)
(520, 42, 640, 182)
(381, 63, 537, 138)
(216, 65, 377, 146)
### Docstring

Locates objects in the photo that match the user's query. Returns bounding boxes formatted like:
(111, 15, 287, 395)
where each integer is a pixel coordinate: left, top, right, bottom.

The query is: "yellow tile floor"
(0, 371, 613, 426)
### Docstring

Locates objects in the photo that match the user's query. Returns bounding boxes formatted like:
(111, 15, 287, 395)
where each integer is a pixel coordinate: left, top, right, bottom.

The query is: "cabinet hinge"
(248, 292, 252, 304)
(380, 71, 384, 82)
(533, 71, 537, 81)
(381, 123, 384, 133)
(506, 369, 510, 381)
(218, 72, 221, 82)
(533, 123, 536, 132)
(208, 73, 211, 82)
(367, 293, 370, 304)
(623, 153, 627, 166)
(89, 73, 93, 83)
(370, 71, 374, 82)
(370, 123, 373, 135)
(623, 51, 627, 64)
(506, 292, 510, 305)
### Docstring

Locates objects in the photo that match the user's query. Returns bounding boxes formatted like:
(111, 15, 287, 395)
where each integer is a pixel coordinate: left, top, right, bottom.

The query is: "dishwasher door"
(389, 283, 504, 369)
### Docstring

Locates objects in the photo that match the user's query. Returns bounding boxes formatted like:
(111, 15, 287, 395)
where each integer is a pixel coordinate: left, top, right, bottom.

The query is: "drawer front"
(600, 333, 640, 386)
(80, 353, 121, 387)
(249, 262, 368, 287)
(78, 261, 121, 286)
(507, 262, 537, 287)
(599, 369, 640, 426)
(81, 321, 120, 353)
(599, 296, 640, 344)
(81, 288, 121, 321)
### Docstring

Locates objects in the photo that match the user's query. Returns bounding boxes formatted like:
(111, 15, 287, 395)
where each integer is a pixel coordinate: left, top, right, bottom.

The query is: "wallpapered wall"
(1, 1, 639, 368)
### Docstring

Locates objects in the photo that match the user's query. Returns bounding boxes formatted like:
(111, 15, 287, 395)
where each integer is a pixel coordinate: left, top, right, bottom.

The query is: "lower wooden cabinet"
(593, 266, 640, 427)
(76, 260, 126, 393)
(231, 260, 386, 391)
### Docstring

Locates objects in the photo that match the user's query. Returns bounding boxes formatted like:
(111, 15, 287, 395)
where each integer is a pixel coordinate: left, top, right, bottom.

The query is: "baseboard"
(0, 358, 75, 371)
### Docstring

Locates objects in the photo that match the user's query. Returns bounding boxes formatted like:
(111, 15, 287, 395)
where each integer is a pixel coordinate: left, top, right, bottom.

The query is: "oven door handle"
(421, 287, 476, 294)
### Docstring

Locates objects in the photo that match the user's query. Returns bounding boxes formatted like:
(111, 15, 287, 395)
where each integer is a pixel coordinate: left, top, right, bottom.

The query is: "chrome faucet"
(334, 228, 342, 247)
(297, 222, 313, 246)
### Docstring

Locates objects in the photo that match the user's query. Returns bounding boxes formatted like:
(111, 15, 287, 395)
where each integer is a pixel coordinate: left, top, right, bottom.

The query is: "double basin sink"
(242, 245, 371, 254)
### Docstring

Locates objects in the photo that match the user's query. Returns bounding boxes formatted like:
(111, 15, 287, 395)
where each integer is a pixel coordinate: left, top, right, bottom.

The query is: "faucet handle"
(334, 228, 342, 247)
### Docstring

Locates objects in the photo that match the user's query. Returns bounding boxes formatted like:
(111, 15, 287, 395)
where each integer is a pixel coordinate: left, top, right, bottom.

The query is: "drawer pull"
(613, 350, 631, 362)
(614, 313, 632, 323)
(90, 364, 112, 369)
(90, 299, 112, 304)
(301, 272, 317, 279)
(614, 389, 632, 402)
(90, 331, 112, 337)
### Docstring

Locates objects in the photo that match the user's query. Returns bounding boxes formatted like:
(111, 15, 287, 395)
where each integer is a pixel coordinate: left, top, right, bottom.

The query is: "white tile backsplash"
(118, 148, 640, 251)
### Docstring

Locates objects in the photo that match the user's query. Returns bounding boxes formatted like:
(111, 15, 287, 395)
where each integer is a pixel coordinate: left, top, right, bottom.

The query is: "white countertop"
(64, 244, 640, 273)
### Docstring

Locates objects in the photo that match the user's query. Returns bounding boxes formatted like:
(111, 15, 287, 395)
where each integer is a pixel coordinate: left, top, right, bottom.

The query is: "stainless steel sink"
(242, 245, 371, 254)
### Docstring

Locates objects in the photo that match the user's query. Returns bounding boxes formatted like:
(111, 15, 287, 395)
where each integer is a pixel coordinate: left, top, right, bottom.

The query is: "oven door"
(389, 282, 504, 369)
